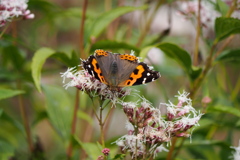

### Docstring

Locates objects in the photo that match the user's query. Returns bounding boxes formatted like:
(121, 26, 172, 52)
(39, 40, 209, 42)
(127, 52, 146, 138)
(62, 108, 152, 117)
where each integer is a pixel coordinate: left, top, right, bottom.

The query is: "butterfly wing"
(119, 62, 160, 86)
(82, 55, 107, 84)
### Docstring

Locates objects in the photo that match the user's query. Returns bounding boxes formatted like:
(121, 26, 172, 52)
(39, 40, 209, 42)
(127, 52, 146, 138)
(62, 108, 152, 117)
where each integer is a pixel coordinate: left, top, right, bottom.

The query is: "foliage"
(0, 0, 240, 160)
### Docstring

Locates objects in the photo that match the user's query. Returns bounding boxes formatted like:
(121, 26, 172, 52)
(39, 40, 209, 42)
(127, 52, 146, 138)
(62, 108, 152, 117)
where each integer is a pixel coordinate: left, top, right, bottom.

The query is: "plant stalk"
(67, 89, 79, 159)
(79, 0, 88, 59)
(193, 0, 201, 66)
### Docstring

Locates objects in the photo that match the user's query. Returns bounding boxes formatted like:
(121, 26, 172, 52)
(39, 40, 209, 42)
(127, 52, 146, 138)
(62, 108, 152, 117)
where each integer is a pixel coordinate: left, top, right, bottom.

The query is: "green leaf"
(0, 109, 2, 117)
(156, 43, 201, 80)
(31, 47, 56, 92)
(88, 5, 147, 39)
(215, 49, 240, 62)
(73, 136, 102, 160)
(216, 0, 229, 16)
(32, 111, 48, 126)
(0, 111, 25, 133)
(43, 85, 73, 141)
(0, 141, 14, 159)
(113, 154, 126, 160)
(90, 40, 140, 53)
(0, 89, 25, 100)
(183, 140, 229, 147)
(215, 17, 240, 42)
(51, 51, 79, 67)
(2, 45, 26, 71)
(77, 110, 93, 125)
(207, 105, 240, 117)
(139, 46, 154, 59)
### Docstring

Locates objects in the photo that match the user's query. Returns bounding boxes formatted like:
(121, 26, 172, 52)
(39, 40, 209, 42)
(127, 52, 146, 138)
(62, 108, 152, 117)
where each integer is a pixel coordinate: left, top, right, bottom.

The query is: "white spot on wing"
(91, 71, 95, 77)
(147, 73, 151, 76)
(88, 65, 91, 68)
(143, 78, 147, 84)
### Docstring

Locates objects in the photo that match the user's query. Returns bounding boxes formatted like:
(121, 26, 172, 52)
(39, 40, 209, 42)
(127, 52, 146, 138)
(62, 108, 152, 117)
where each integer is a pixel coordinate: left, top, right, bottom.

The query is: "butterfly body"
(82, 49, 160, 89)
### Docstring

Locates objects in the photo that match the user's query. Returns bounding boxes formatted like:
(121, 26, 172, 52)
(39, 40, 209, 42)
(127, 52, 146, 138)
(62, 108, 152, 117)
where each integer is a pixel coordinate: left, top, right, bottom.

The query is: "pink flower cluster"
(177, 0, 220, 28)
(61, 67, 131, 103)
(116, 91, 203, 158)
(0, 0, 34, 27)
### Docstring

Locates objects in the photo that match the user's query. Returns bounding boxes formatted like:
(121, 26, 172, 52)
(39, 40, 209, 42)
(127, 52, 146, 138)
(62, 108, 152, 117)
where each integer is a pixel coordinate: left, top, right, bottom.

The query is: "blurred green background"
(0, 0, 240, 159)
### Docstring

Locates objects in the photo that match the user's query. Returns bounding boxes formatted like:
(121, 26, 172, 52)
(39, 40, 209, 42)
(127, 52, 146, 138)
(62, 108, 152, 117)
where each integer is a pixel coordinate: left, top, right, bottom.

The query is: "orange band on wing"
(92, 58, 107, 84)
(95, 49, 108, 56)
(123, 65, 144, 86)
(120, 54, 138, 62)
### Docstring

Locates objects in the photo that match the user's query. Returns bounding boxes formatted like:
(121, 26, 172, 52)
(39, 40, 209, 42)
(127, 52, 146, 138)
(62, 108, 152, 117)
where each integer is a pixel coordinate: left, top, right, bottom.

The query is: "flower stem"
(226, 0, 238, 17)
(18, 85, 34, 152)
(193, 0, 201, 66)
(0, 24, 10, 39)
(100, 105, 105, 148)
(67, 89, 79, 159)
(79, 0, 88, 59)
(135, 0, 165, 47)
(166, 137, 177, 160)
(190, 41, 217, 99)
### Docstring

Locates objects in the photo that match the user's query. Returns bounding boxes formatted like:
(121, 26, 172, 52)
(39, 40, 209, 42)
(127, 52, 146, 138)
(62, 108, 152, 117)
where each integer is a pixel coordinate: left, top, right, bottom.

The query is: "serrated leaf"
(43, 85, 73, 141)
(0, 89, 25, 100)
(90, 40, 140, 53)
(207, 105, 240, 117)
(31, 47, 56, 92)
(88, 5, 147, 39)
(215, 49, 240, 62)
(215, 17, 240, 42)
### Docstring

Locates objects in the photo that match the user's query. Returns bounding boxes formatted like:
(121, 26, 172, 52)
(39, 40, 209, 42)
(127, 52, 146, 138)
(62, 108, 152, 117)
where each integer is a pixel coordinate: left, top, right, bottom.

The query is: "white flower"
(61, 67, 131, 103)
(231, 140, 240, 160)
(116, 135, 145, 158)
(0, 0, 34, 27)
(161, 91, 200, 120)
(150, 144, 169, 158)
(175, 90, 191, 105)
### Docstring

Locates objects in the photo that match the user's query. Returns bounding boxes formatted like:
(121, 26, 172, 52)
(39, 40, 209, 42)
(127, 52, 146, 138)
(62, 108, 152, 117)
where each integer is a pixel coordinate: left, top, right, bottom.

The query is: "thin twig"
(12, 21, 33, 153)
(193, 0, 201, 66)
(136, 0, 165, 47)
(100, 105, 105, 148)
(79, 0, 88, 59)
(18, 83, 34, 152)
(166, 137, 177, 160)
(213, 35, 234, 60)
(226, 0, 238, 17)
(0, 24, 10, 39)
(103, 106, 114, 125)
(67, 89, 79, 159)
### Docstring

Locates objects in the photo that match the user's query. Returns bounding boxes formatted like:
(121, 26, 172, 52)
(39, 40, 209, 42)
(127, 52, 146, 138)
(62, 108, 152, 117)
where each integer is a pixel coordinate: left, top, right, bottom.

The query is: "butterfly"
(82, 49, 160, 89)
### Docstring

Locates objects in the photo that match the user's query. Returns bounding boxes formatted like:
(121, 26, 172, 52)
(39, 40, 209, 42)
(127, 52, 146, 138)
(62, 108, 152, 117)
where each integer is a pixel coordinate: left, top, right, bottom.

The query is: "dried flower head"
(0, 0, 34, 27)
